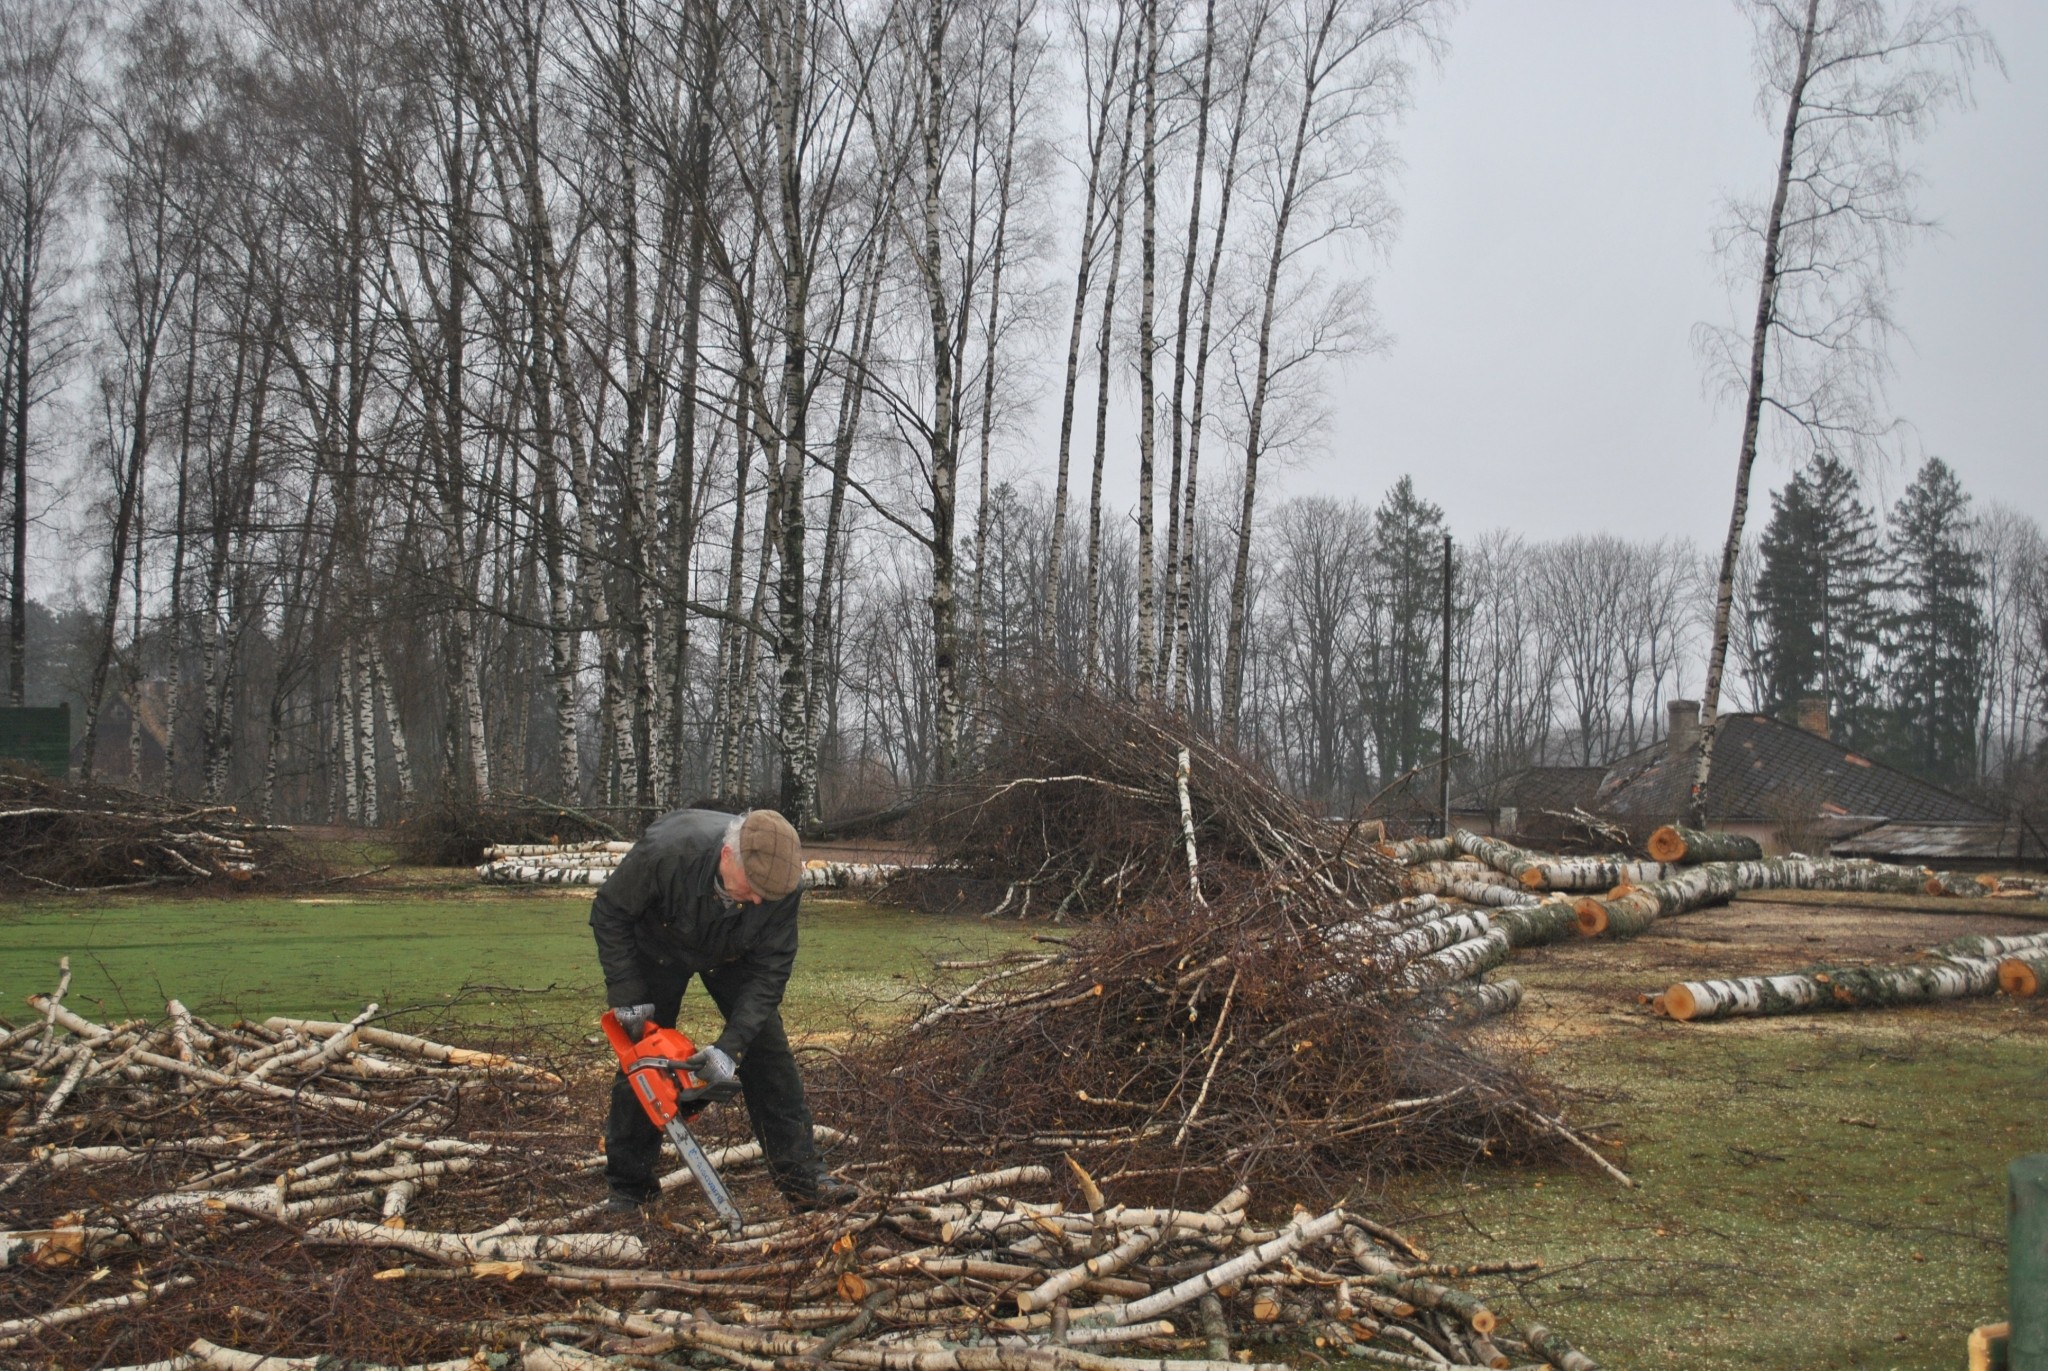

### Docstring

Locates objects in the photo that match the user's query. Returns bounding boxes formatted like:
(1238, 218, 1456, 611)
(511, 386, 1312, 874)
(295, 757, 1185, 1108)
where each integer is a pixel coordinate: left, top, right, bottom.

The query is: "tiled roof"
(1593, 714, 1999, 826)
(1452, 767, 1605, 816)
(1830, 820, 2018, 862)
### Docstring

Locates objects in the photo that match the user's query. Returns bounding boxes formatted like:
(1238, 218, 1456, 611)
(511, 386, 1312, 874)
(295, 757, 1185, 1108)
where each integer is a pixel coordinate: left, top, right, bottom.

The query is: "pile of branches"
(0, 768, 312, 894)
(2, 966, 1606, 1370)
(826, 860, 1604, 1204)
(925, 689, 1400, 919)
(396, 795, 622, 867)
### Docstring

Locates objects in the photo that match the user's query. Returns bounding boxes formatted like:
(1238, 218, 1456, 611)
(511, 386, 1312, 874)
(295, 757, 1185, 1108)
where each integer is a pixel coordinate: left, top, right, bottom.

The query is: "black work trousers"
(603, 960, 825, 1203)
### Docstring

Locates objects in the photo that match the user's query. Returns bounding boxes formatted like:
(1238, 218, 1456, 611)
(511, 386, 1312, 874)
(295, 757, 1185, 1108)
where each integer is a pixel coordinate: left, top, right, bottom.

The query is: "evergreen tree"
(1359, 477, 1448, 786)
(1884, 457, 1986, 785)
(1753, 455, 1885, 746)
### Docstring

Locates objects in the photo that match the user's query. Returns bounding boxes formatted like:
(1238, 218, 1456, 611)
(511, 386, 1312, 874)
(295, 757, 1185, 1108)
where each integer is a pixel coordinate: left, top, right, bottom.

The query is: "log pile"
(475, 842, 913, 892)
(0, 769, 305, 894)
(1, 965, 1604, 1370)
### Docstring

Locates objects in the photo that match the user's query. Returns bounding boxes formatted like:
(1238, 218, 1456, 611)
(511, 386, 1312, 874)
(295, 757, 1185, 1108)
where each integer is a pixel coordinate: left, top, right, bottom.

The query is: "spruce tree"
(1359, 477, 1448, 785)
(1753, 455, 1885, 746)
(1884, 457, 1987, 785)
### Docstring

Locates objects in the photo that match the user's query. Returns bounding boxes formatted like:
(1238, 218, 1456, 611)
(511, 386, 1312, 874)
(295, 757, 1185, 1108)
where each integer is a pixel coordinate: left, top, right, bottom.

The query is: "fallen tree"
(1652, 936, 2048, 1021)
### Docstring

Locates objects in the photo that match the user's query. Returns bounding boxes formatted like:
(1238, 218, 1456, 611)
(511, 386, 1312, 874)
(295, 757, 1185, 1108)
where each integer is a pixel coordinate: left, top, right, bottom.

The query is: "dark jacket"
(589, 809, 801, 1058)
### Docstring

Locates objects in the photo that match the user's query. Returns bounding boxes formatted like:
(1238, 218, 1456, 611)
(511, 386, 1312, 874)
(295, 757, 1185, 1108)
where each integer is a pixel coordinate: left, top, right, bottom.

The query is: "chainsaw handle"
(600, 1009, 644, 1056)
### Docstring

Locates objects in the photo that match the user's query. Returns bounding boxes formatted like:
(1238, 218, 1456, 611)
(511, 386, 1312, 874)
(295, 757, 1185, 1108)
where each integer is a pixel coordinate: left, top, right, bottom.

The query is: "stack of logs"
(1375, 825, 2048, 1026)
(1, 965, 1604, 1371)
(476, 842, 908, 892)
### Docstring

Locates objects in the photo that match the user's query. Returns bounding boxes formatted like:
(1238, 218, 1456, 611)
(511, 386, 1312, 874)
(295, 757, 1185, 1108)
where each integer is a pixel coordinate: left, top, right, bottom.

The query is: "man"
(590, 807, 856, 1212)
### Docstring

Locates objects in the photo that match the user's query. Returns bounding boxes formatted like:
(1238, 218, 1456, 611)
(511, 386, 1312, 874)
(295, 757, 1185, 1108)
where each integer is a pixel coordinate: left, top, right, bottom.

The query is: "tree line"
(3, 0, 1450, 826)
(5, 0, 2036, 833)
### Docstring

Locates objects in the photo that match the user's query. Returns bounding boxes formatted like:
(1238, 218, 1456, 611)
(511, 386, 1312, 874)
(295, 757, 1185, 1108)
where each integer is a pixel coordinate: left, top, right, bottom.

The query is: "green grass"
(0, 888, 1031, 1038)
(4, 884, 2038, 1368)
(1387, 975, 2042, 1370)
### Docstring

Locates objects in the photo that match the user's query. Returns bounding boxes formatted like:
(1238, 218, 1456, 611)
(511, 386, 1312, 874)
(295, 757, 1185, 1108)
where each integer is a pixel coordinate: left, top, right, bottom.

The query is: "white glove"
(683, 1044, 741, 1098)
(614, 1003, 657, 1041)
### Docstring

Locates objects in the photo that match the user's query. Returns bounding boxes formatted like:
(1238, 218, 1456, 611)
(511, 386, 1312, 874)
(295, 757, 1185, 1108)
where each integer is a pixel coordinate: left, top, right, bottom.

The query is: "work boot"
(782, 1171, 859, 1212)
(605, 1188, 651, 1214)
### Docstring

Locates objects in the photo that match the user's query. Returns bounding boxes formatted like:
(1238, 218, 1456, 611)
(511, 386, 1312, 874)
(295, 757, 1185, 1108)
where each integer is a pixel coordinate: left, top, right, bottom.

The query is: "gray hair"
(722, 812, 745, 854)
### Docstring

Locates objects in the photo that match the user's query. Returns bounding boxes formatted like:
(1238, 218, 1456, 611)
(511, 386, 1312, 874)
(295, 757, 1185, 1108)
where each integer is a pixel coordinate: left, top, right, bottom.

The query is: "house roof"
(1592, 713, 1998, 826)
(1452, 766, 1606, 816)
(1829, 820, 2019, 863)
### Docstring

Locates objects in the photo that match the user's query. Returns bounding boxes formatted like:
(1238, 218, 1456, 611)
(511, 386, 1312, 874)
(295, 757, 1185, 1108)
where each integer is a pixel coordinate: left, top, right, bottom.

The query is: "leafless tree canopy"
(2, 0, 2041, 835)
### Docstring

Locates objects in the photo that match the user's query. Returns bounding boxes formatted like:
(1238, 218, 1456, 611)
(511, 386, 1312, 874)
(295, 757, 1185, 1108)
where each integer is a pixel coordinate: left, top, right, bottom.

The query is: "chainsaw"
(601, 1010, 746, 1234)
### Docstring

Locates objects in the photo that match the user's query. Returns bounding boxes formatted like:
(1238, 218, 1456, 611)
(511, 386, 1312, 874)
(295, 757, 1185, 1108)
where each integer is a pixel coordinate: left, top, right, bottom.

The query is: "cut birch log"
(1092, 1210, 1346, 1325)
(1524, 1322, 1601, 1371)
(1574, 864, 1740, 937)
(1998, 953, 2048, 997)
(1658, 973, 1832, 1022)
(483, 841, 634, 858)
(1437, 979, 1523, 1024)
(1436, 880, 1542, 910)
(1932, 931, 2048, 961)
(1924, 870, 1995, 898)
(303, 1218, 648, 1265)
(1643, 826, 1762, 864)
(1514, 858, 1675, 892)
(1487, 899, 1579, 948)
(1372, 912, 1496, 964)
(261, 1017, 558, 1081)
(1659, 953, 2004, 1021)
(1400, 932, 1512, 991)
(1576, 855, 1943, 937)
(1379, 837, 1455, 865)
(1822, 953, 2002, 1008)
(1448, 831, 1548, 882)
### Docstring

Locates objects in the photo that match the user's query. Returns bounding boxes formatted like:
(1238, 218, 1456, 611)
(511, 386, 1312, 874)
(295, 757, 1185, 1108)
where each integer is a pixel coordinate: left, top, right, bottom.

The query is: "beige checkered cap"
(738, 809, 804, 900)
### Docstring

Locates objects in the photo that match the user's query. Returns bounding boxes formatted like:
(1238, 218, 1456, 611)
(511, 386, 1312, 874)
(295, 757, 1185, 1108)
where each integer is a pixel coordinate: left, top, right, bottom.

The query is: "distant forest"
(4, 0, 2040, 829)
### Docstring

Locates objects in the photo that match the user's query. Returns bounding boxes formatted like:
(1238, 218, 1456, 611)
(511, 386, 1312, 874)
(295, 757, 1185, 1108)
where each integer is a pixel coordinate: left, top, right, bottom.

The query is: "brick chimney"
(1667, 699, 1701, 762)
(1797, 694, 1830, 741)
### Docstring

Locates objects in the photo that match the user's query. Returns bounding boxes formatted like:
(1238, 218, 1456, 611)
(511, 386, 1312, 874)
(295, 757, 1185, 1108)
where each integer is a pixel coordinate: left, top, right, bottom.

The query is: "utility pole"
(1439, 533, 1452, 836)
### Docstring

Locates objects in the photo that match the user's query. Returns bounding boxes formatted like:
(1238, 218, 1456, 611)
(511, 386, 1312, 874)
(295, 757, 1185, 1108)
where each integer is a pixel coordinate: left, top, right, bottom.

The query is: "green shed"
(0, 704, 71, 779)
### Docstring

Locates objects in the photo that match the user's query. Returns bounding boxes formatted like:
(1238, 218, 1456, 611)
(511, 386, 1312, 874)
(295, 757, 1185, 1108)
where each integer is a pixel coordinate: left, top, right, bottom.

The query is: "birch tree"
(0, 0, 94, 707)
(1216, 0, 1441, 741)
(1686, 0, 1996, 825)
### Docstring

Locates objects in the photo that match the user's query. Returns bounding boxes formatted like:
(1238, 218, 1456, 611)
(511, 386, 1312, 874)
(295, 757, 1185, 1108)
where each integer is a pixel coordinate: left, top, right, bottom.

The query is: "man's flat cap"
(738, 809, 803, 900)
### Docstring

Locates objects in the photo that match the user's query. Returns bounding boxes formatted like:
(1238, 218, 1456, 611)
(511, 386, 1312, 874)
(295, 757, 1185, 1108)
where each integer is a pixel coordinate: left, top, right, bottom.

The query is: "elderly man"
(590, 807, 854, 1212)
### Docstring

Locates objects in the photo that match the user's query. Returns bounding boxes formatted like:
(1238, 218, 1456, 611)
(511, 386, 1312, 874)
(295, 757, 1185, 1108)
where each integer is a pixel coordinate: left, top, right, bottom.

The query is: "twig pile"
(825, 860, 1599, 1202)
(1, 965, 1605, 1370)
(396, 796, 622, 867)
(0, 769, 308, 893)
(927, 690, 1400, 920)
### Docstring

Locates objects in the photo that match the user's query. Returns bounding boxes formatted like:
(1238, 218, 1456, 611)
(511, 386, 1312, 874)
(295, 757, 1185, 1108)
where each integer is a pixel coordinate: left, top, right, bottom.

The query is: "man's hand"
(683, 1044, 742, 1100)
(613, 1003, 657, 1041)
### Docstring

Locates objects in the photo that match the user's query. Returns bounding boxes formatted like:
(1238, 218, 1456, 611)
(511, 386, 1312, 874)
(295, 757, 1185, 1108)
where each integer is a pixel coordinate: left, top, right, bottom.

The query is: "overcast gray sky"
(1306, 0, 2048, 543)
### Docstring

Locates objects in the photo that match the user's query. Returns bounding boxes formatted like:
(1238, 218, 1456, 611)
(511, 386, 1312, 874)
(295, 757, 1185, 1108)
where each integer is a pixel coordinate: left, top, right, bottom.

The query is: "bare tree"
(1686, 0, 1997, 824)
(0, 0, 93, 707)
(1216, 0, 1441, 741)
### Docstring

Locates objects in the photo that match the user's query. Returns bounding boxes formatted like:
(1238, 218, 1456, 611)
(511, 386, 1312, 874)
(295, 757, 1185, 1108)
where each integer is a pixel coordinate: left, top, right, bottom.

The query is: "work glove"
(682, 1044, 742, 1100)
(613, 1003, 658, 1041)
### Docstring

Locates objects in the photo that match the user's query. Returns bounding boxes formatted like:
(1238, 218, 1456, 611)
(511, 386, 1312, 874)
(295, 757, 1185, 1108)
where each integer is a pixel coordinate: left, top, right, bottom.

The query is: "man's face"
(717, 842, 765, 904)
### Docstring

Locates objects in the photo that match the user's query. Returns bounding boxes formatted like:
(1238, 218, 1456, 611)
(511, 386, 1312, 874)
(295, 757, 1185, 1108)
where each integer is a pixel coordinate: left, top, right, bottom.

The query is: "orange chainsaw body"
(602, 1011, 711, 1128)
